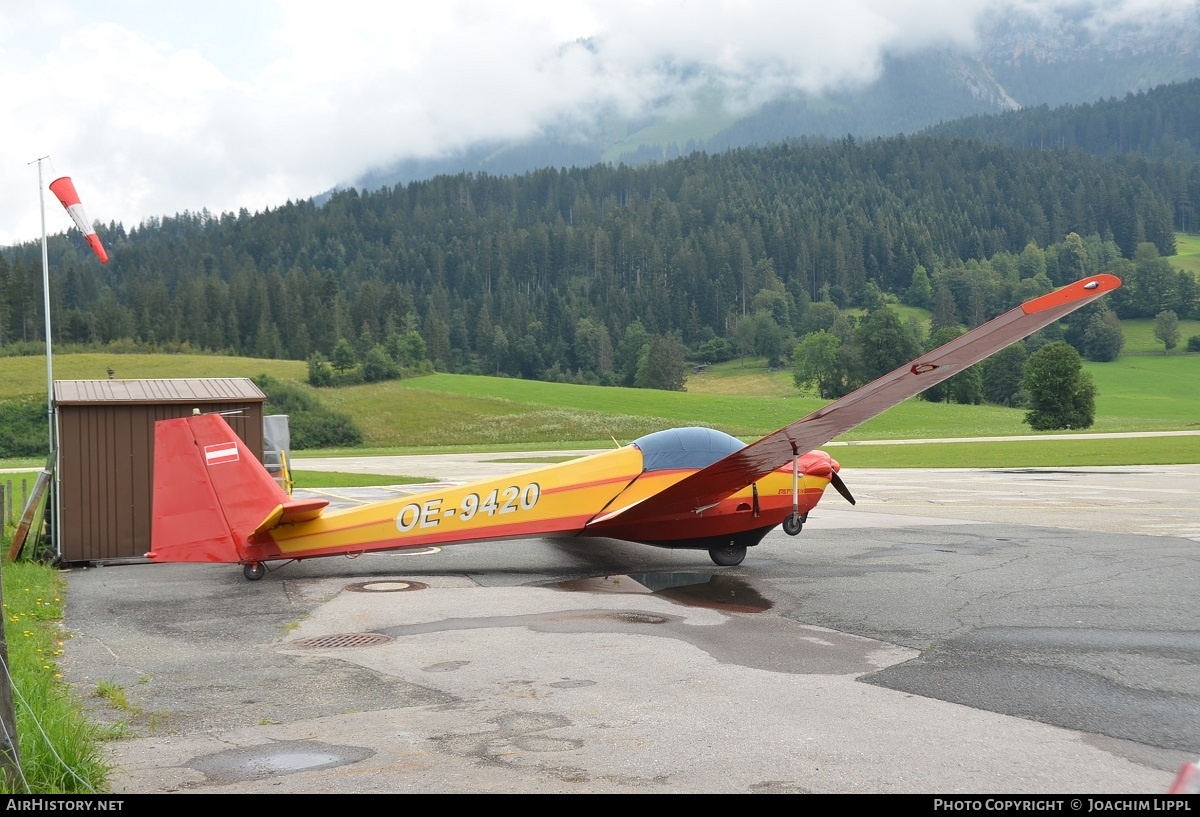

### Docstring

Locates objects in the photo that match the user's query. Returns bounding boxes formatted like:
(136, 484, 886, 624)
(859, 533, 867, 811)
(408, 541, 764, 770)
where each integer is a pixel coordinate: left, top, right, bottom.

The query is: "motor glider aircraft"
(149, 275, 1120, 580)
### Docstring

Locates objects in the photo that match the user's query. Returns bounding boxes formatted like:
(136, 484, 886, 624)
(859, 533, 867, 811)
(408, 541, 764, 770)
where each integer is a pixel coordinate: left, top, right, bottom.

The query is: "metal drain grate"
(292, 632, 394, 649)
(578, 612, 669, 625)
(612, 612, 669, 624)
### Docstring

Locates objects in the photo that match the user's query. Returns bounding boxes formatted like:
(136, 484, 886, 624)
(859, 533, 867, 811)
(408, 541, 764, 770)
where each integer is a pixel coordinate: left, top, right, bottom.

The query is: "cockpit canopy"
(631, 427, 746, 472)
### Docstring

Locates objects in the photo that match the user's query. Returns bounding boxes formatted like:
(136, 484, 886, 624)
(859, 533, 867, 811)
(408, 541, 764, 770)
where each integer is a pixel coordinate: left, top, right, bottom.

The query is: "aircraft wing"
(586, 274, 1120, 530)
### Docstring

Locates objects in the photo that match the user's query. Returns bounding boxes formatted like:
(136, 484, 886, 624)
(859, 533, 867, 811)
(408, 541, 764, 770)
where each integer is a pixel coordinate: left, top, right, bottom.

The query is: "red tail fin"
(148, 413, 290, 563)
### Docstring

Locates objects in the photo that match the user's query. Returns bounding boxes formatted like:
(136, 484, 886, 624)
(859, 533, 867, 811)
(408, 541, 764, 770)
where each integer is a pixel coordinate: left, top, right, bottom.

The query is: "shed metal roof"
(54, 378, 266, 405)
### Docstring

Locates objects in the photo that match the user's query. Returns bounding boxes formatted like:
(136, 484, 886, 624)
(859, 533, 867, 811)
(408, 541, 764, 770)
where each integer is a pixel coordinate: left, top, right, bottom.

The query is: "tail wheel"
(243, 562, 266, 581)
(709, 543, 747, 567)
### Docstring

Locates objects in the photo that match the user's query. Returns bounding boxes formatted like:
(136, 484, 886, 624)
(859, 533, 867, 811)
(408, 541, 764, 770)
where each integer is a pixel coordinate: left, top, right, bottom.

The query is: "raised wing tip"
(1022, 274, 1121, 315)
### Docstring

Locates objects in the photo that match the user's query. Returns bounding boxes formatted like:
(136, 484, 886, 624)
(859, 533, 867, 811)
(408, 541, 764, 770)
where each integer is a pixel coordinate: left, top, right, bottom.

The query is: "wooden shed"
(53, 378, 267, 564)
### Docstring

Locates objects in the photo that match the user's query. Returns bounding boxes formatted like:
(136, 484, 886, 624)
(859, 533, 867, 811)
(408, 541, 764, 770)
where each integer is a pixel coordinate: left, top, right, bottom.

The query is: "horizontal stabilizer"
(251, 497, 331, 537)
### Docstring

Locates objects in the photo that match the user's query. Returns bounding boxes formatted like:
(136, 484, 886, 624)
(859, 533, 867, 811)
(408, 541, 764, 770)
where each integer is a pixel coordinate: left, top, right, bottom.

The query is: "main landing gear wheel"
(243, 562, 266, 581)
(709, 543, 747, 567)
(782, 513, 804, 536)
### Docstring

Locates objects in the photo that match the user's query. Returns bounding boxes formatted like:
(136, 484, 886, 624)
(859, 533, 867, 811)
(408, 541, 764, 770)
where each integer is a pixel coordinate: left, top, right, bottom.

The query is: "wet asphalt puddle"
(178, 569, 911, 787)
(188, 740, 375, 785)
(345, 570, 908, 677)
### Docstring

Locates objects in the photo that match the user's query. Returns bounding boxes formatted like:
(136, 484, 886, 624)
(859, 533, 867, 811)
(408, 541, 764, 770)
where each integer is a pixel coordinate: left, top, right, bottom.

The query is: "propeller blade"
(830, 471, 856, 505)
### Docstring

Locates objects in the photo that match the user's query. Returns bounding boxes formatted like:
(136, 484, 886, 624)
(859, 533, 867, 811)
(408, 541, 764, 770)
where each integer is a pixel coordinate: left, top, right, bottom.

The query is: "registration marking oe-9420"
(395, 482, 542, 532)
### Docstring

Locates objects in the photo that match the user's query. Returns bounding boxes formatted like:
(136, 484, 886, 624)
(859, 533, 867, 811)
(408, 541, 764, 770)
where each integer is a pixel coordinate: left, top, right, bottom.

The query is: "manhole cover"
(345, 580, 429, 593)
(189, 740, 375, 784)
(292, 632, 394, 649)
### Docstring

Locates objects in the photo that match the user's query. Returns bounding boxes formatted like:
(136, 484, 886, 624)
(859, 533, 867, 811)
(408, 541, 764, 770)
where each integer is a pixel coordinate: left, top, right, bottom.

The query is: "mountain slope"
(339, 9, 1200, 196)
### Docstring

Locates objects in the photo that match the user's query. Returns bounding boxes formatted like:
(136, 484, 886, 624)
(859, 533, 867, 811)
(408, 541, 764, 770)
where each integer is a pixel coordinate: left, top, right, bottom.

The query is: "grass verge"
(0, 559, 109, 794)
(290, 470, 430, 488)
(829, 434, 1200, 469)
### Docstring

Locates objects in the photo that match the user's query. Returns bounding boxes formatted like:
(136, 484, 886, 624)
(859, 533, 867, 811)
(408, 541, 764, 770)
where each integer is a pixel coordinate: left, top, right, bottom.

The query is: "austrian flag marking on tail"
(204, 442, 240, 466)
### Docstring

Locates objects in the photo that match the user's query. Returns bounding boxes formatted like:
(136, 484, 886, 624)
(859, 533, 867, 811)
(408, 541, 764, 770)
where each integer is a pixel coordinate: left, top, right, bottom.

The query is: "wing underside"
(585, 274, 1120, 531)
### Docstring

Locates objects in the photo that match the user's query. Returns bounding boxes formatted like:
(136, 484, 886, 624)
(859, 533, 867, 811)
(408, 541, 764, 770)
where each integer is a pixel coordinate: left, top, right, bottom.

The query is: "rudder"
(148, 413, 291, 564)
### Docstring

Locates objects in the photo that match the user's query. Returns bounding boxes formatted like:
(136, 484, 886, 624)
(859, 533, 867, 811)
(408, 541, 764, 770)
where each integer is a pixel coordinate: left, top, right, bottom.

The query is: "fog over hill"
(4, 2, 1198, 246)
(346, 3, 1200, 196)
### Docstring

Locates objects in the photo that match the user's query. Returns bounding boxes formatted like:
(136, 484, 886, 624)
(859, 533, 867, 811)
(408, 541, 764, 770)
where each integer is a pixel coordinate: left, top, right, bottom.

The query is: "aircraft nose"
(801, 450, 836, 479)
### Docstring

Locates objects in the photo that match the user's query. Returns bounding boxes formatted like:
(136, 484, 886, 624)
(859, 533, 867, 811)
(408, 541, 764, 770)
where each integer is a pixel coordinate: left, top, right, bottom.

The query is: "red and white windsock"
(49, 176, 108, 264)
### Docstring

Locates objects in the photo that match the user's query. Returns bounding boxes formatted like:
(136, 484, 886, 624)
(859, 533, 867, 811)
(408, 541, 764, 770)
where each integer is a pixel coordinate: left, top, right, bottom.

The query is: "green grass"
(1170, 232, 1200, 277)
(1118, 317, 1200, 354)
(285, 362, 1199, 470)
(831, 434, 1200, 468)
(290, 470, 430, 488)
(847, 302, 933, 331)
(94, 681, 133, 713)
(686, 357, 797, 397)
(0, 559, 109, 794)
(0, 473, 43, 508)
(0, 334, 1197, 469)
(0, 353, 305, 401)
(1085, 355, 1200, 428)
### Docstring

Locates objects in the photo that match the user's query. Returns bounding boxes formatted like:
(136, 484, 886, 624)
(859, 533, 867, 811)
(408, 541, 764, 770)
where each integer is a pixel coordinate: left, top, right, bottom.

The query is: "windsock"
(49, 176, 108, 263)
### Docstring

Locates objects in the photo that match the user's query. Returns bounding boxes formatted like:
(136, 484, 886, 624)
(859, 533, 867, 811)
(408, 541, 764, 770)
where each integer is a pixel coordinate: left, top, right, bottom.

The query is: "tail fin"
(148, 413, 294, 563)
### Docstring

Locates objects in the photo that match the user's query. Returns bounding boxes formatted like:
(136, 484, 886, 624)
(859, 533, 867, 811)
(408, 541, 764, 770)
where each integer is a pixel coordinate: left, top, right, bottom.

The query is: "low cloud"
(0, 0, 1193, 245)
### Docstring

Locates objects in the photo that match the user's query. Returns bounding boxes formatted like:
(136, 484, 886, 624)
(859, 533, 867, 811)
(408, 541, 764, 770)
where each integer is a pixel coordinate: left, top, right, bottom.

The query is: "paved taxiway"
(61, 461, 1200, 793)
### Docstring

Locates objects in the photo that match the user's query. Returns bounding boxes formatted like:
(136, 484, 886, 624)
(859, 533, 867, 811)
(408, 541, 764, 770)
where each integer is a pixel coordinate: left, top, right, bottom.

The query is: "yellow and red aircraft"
(148, 275, 1119, 580)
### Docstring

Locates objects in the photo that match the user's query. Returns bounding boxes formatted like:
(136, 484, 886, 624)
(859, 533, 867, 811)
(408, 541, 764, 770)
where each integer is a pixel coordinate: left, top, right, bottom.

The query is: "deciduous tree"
(856, 307, 919, 381)
(1022, 341, 1096, 430)
(792, 331, 843, 398)
(1154, 309, 1180, 353)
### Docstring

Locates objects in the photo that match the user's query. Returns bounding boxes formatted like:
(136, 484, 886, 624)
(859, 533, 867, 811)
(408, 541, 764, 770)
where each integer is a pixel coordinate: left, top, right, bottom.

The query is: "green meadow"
(1170, 232, 1200, 277)
(1119, 316, 1200, 353)
(0, 353, 306, 393)
(0, 345, 1195, 468)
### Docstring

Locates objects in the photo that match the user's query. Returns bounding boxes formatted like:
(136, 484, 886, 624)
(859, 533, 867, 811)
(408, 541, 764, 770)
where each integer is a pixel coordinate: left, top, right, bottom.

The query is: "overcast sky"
(2, 0, 1195, 246)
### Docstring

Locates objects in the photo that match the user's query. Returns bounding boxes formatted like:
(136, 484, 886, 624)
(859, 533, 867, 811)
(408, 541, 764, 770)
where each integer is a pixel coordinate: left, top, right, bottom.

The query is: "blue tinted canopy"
(631, 427, 745, 472)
